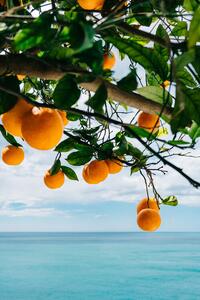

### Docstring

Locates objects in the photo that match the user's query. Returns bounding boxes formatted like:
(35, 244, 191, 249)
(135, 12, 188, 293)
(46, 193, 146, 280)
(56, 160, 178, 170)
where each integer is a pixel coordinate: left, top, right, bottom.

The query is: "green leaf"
(168, 140, 190, 146)
(188, 6, 200, 48)
(67, 151, 93, 166)
(0, 76, 19, 114)
(69, 21, 94, 53)
(131, 0, 153, 26)
(0, 125, 21, 147)
(184, 87, 200, 125)
(177, 68, 197, 88)
(50, 159, 61, 175)
(74, 143, 93, 152)
(126, 125, 157, 139)
(61, 166, 79, 181)
(106, 35, 168, 80)
(162, 196, 178, 206)
(14, 14, 55, 51)
(67, 112, 81, 121)
(53, 75, 80, 109)
(117, 69, 138, 92)
(184, 0, 199, 11)
(136, 86, 172, 105)
(86, 84, 107, 113)
(155, 25, 170, 63)
(171, 21, 187, 37)
(189, 122, 200, 142)
(54, 138, 75, 152)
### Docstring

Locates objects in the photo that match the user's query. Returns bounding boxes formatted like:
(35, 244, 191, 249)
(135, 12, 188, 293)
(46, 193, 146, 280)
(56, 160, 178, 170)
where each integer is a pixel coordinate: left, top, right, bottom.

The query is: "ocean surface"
(0, 232, 200, 300)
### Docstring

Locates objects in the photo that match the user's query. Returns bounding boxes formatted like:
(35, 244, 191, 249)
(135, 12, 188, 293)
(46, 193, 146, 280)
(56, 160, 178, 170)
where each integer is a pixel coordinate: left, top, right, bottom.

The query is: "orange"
(137, 112, 160, 132)
(103, 52, 116, 70)
(17, 74, 26, 81)
(21, 107, 63, 150)
(2, 145, 24, 165)
(82, 160, 109, 184)
(105, 159, 123, 174)
(161, 80, 170, 88)
(137, 198, 159, 214)
(137, 208, 161, 232)
(1, 98, 33, 137)
(77, 0, 105, 10)
(44, 170, 65, 189)
(57, 110, 69, 126)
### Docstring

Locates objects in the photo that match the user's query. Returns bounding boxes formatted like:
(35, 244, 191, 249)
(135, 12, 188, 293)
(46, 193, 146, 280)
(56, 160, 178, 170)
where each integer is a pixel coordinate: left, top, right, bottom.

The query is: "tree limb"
(0, 54, 173, 118)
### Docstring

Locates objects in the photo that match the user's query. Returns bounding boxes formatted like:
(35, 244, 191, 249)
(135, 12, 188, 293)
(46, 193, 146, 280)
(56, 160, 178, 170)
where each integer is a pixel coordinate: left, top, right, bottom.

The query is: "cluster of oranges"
(82, 159, 123, 184)
(136, 198, 161, 231)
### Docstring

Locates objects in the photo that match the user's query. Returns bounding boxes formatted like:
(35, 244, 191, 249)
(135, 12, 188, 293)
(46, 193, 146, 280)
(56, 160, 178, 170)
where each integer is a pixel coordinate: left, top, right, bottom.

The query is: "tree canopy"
(0, 0, 200, 213)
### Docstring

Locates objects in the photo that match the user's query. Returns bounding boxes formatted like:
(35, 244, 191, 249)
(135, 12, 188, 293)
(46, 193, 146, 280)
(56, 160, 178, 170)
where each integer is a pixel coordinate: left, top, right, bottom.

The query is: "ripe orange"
(57, 110, 69, 126)
(137, 198, 159, 214)
(137, 112, 160, 132)
(77, 0, 105, 10)
(44, 170, 65, 189)
(137, 208, 161, 232)
(103, 52, 116, 70)
(105, 159, 123, 174)
(2, 145, 24, 165)
(82, 160, 109, 184)
(1, 98, 33, 137)
(21, 107, 63, 150)
(17, 74, 26, 81)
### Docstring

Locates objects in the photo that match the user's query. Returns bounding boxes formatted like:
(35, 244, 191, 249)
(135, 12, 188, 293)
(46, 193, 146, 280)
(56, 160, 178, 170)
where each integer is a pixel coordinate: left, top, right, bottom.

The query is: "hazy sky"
(0, 53, 200, 232)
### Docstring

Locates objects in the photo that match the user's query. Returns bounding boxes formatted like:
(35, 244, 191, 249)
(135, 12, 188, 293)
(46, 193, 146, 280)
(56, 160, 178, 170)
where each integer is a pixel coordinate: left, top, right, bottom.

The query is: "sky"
(0, 53, 200, 232)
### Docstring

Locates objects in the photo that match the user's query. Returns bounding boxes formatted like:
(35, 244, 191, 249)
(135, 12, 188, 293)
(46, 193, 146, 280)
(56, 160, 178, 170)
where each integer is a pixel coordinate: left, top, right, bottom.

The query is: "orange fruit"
(105, 159, 123, 174)
(82, 160, 109, 184)
(1, 98, 33, 137)
(57, 110, 69, 126)
(137, 208, 161, 232)
(2, 145, 24, 165)
(161, 80, 170, 88)
(17, 74, 26, 81)
(137, 112, 160, 132)
(103, 52, 116, 70)
(44, 170, 65, 189)
(77, 0, 105, 10)
(21, 107, 63, 150)
(137, 198, 159, 214)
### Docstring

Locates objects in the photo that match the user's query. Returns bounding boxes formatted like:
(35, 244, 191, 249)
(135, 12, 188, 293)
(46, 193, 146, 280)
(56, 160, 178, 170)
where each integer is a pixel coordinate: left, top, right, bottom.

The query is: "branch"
(0, 83, 198, 189)
(0, 54, 172, 118)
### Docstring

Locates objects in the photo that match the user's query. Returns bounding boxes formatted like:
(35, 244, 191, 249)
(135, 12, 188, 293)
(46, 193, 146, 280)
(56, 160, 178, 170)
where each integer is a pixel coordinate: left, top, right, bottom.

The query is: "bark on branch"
(0, 54, 172, 118)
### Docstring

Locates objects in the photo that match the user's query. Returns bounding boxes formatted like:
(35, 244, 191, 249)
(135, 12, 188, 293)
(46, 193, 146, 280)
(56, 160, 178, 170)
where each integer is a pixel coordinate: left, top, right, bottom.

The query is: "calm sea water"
(0, 232, 200, 300)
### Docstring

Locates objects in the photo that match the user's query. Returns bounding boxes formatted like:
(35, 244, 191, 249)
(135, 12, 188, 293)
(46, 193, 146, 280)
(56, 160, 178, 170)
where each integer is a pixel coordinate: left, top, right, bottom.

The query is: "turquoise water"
(0, 233, 200, 300)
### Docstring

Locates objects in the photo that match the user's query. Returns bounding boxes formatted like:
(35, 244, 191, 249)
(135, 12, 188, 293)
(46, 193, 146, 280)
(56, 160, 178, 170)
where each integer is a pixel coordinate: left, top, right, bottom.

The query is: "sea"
(0, 232, 200, 300)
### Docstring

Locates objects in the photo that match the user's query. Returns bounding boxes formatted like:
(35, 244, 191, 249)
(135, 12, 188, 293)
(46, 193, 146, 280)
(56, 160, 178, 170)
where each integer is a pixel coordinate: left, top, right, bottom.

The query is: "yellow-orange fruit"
(57, 110, 69, 126)
(82, 160, 109, 184)
(44, 170, 65, 189)
(2, 145, 24, 165)
(105, 159, 123, 174)
(161, 80, 170, 88)
(137, 208, 161, 232)
(21, 107, 63, 150)
(17, 74, 26, 81)
(77, 0, 105, 10)
(137, 198, 159, 214)
(1, 98, 33, 137)
(103, 52, 116, 70)
(137, 112, 160, 132)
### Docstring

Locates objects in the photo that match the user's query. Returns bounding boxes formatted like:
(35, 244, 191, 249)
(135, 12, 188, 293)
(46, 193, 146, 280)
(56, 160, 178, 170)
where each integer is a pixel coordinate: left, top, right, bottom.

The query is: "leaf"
(50, 159, 61, 175)
(14, 14, 55, 51)
(86, 84, 107, 113)
(157, 127, 168, 137)
(61, 166, 78, 181)
(0, 125, 21, 147)
(53, 75, 80, 109)
(0, 76, 19, 114)
(54, 138, 75, 152)
(67, 151, 93, 166)
(131, 0, 153, 26)
(66, 112, 81, 121)
(155, 25, 170, 63)
(106, 35, 168, 80)
(162, 196, 178, 206)
(189, 122, 200, 142)
(168, 140, 190, 146)
(69, 21, 94, 53)
(177, 68, 197, 88)
(188, 6, 200, 48)
(184, 87, 200, 125)
(126, 125, 157, 139)
(117, 69, 138, 92)
(171, 21, 187, 37)
(183, 0, 199, 11)
(136, 86, 172, 105)
(74, 143, 93, 152)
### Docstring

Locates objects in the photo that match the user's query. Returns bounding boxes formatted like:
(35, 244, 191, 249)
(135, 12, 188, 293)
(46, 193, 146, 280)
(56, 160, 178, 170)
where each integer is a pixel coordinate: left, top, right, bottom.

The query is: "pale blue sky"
(0, 52, 200, 232)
